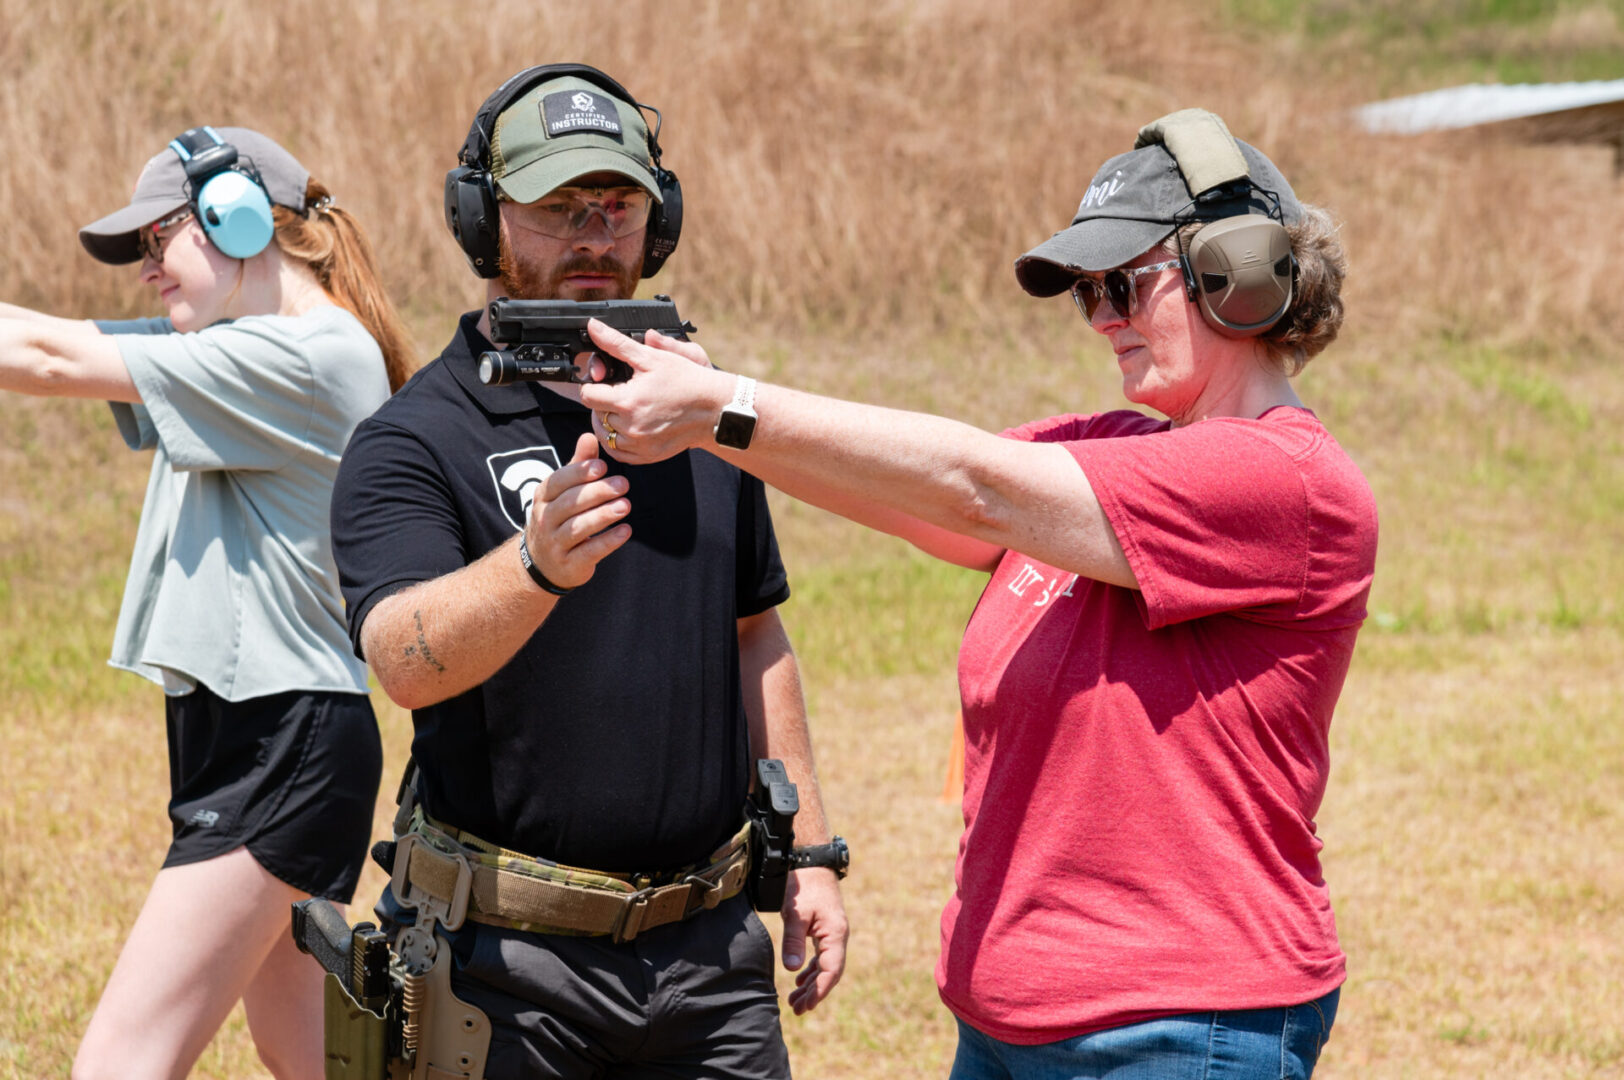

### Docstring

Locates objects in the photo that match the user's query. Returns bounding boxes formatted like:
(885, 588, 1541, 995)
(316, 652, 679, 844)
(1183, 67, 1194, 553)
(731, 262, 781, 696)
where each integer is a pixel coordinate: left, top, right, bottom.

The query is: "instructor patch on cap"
(542, 90, 624, 140)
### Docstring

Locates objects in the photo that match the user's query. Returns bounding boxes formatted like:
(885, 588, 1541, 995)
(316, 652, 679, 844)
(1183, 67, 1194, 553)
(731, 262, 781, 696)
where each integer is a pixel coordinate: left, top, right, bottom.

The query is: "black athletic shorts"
(163, 682, 383, 902)
(376, 889, 790, 1079)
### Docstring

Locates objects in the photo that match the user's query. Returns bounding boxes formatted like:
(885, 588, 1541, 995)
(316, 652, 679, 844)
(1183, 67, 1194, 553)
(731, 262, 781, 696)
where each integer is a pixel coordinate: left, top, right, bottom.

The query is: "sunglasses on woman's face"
(1070, 259, 1183, 322)
(137, 208, 195, 264)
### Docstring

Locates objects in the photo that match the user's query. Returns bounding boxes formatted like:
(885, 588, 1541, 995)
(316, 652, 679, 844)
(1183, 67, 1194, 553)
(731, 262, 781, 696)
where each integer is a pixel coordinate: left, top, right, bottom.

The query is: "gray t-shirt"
(101, 306, 390, 701)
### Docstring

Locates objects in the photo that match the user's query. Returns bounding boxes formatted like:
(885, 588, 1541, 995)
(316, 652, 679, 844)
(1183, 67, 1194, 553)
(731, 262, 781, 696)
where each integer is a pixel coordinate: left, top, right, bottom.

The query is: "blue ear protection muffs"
(444, 63, 683, 279)
(168, 127, 276, 260)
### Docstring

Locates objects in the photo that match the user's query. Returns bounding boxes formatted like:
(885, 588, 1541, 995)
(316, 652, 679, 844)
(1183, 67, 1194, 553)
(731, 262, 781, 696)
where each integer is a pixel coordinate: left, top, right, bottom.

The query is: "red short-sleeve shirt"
(940, 406, 1377, 1044)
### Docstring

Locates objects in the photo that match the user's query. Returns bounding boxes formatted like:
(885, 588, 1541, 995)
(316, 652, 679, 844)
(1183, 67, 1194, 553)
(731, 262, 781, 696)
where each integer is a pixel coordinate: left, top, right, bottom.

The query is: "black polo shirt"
(331, 312, 789, 872)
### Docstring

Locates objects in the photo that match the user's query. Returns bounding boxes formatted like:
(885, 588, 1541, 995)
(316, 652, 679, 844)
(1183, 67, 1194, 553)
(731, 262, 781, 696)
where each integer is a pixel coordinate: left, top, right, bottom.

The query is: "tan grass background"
(3, 1, 1623, 1077)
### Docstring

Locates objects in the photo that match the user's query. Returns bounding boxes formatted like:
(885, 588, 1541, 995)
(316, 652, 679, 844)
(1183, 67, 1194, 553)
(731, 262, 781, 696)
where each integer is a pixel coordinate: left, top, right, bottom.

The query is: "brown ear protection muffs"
(1185, 215, 1296, 337)
(1135, 110, 1296, 338)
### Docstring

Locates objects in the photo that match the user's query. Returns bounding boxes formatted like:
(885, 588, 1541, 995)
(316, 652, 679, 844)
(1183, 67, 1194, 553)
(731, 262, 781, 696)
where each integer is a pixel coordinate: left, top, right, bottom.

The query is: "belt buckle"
(609, 885, 657, 944)
(680, 872, 726, 912)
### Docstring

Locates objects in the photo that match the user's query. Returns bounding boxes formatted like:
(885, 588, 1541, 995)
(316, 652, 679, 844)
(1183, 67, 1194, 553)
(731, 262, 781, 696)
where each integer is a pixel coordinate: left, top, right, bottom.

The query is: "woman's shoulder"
(1003, 409, 1167, 443)
(219, 308, 384, 382)
(1212, 408, 1377, 527)
(1216, 407, 1369, 480)
(212, 305, 377, 353)
(200, 307, 388, 412)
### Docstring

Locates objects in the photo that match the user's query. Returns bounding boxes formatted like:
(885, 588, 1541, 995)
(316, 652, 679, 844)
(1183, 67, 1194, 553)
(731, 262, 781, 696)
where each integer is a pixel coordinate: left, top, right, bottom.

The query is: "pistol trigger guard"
(566, 351, 597, 384)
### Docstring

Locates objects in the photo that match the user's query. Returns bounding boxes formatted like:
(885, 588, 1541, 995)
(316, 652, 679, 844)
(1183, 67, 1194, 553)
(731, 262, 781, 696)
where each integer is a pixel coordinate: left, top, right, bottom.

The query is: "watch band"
(518, 536, 574, 596)
(790, 836, 850, 879)
(731, 375, 756, 413)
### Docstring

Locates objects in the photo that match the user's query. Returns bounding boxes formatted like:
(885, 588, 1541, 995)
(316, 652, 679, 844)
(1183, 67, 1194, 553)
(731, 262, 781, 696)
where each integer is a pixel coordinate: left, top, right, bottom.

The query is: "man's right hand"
(523, 432, 632, 590)
(361, 432, 633, 710)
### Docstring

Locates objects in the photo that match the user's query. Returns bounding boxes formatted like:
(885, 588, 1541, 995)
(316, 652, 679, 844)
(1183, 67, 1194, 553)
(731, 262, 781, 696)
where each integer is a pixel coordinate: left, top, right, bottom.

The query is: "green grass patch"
(1304, 331, 1623, 636)
(779, 543, 988, 683)
(1223, 0, 1624, 85)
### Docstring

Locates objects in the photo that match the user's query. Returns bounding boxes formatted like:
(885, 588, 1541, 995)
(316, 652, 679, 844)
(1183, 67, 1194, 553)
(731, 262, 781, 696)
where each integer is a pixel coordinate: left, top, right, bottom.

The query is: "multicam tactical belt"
(392, 809, 751, 944)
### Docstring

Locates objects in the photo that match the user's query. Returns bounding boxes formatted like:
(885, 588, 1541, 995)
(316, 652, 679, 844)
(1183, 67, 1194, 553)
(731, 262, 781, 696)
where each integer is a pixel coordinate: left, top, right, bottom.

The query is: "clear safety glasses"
(518, 186, 653, 240)
(1070, 259, 1183, 322)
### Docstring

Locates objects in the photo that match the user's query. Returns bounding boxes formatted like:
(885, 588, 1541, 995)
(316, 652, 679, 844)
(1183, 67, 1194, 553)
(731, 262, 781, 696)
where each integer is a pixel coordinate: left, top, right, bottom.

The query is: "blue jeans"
(948, 988, 1339, 1080)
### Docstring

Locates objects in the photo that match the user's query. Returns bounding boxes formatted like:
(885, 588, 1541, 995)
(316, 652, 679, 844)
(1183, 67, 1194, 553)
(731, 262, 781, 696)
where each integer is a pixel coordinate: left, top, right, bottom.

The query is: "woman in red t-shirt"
(580, 109, 1376, 1078)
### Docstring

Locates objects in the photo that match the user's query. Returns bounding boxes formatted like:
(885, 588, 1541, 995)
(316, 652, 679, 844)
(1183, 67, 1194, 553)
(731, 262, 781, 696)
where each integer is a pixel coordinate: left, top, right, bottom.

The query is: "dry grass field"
(3, 0, 1623, 1077)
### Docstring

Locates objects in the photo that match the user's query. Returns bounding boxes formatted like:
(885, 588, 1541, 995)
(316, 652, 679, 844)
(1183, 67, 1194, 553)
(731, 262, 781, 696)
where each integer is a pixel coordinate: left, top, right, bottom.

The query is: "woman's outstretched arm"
(0, 311, 139, 401)
(578, 322, 1135, 588)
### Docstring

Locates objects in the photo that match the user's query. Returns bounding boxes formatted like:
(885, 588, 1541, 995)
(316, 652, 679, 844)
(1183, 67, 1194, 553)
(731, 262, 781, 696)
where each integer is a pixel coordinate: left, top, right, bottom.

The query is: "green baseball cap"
(489, 75, 661, 204)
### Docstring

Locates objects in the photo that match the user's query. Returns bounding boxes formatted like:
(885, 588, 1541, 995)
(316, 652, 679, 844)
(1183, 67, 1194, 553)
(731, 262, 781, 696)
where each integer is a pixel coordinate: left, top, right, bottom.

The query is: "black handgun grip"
(292, 898, 393, 1014)
(292, 897, 353, 978)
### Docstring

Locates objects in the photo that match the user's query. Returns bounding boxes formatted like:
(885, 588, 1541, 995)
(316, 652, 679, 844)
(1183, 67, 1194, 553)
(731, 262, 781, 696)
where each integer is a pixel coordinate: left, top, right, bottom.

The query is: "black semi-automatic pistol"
(478, 295, 696, 387)
(291, 896, 393, 1015)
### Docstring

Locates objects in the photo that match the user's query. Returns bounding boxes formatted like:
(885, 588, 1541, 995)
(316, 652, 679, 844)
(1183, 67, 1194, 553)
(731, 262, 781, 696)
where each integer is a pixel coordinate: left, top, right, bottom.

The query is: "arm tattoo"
(407, 609, 446, 673)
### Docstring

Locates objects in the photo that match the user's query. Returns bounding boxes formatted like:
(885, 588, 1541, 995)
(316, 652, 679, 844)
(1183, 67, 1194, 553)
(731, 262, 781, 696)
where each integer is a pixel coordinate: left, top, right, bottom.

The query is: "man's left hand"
(580, 320, 728, 464)
(779, 867, 848, 1014)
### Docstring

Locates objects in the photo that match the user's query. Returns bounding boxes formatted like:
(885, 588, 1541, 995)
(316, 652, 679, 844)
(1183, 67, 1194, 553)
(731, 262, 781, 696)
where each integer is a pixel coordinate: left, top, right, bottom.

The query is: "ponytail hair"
(272, 180, 414, 392)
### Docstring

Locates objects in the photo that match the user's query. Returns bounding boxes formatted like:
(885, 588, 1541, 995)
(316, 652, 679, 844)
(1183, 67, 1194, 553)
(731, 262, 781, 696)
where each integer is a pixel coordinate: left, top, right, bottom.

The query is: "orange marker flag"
(941, 715, 965, 802)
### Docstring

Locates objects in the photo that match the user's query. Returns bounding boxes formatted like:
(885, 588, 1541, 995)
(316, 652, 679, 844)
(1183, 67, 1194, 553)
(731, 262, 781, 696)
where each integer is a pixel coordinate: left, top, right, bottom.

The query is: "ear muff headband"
(1134, 110, 1294, 339)
(169, 127, 275, 260)
(444, 63, 682, 280)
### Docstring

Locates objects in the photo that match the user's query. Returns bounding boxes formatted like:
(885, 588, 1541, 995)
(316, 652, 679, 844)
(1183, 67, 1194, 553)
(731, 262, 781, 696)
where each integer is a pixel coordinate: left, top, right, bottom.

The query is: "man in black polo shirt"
(329, 65, 845, 1078)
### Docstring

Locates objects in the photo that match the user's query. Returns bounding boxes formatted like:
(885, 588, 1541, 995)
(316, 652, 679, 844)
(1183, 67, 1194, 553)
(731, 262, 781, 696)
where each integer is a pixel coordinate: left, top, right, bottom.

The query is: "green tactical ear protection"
(1135, 110, 1296, 338)
(168, 127, 276, 260)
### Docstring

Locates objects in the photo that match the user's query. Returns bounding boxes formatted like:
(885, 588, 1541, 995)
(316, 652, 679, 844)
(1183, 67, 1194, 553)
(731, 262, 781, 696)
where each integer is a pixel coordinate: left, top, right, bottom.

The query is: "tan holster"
(315, 875, 491, 1080)
(350, 770, 750, 1080)
(382, 801, 493, 1080)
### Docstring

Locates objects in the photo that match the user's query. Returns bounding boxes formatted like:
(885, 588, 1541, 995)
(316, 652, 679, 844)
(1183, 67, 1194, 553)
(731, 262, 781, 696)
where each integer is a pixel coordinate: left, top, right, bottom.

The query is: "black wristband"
(790, 836, 850, 880)
(518, 536, 574, 596)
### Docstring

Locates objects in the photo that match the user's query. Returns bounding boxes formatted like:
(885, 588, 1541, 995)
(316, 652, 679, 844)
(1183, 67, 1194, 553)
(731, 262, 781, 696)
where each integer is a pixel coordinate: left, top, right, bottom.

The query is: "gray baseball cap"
(1014, 137, 1303, 297)
(488, 75, 661, 204)
(79, 127, 312, 265)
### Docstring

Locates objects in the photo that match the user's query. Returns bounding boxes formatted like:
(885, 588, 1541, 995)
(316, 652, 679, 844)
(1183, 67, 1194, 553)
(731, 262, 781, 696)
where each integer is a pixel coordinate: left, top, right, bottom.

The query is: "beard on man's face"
(496, 231, 640, 301)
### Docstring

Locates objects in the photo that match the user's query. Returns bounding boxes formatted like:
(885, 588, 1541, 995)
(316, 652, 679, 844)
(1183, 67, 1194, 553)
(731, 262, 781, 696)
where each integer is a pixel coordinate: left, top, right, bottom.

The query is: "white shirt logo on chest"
(487, 445, 564, 531)
(1006, 561, 1078, 609)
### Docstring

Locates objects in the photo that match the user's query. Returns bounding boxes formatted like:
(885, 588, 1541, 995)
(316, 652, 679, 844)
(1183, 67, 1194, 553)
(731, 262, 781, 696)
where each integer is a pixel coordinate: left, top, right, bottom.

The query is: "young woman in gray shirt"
(0, 126, 411, 1079)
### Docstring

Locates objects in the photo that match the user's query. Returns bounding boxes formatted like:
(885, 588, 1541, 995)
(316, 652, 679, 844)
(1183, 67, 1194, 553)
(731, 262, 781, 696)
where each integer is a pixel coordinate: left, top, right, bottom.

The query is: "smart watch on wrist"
(713, 375, 757, 450)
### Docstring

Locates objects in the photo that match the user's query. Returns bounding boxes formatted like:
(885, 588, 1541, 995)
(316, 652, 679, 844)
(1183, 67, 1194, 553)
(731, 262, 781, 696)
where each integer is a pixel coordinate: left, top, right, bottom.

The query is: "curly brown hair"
(1167, 203, 1347, 375)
